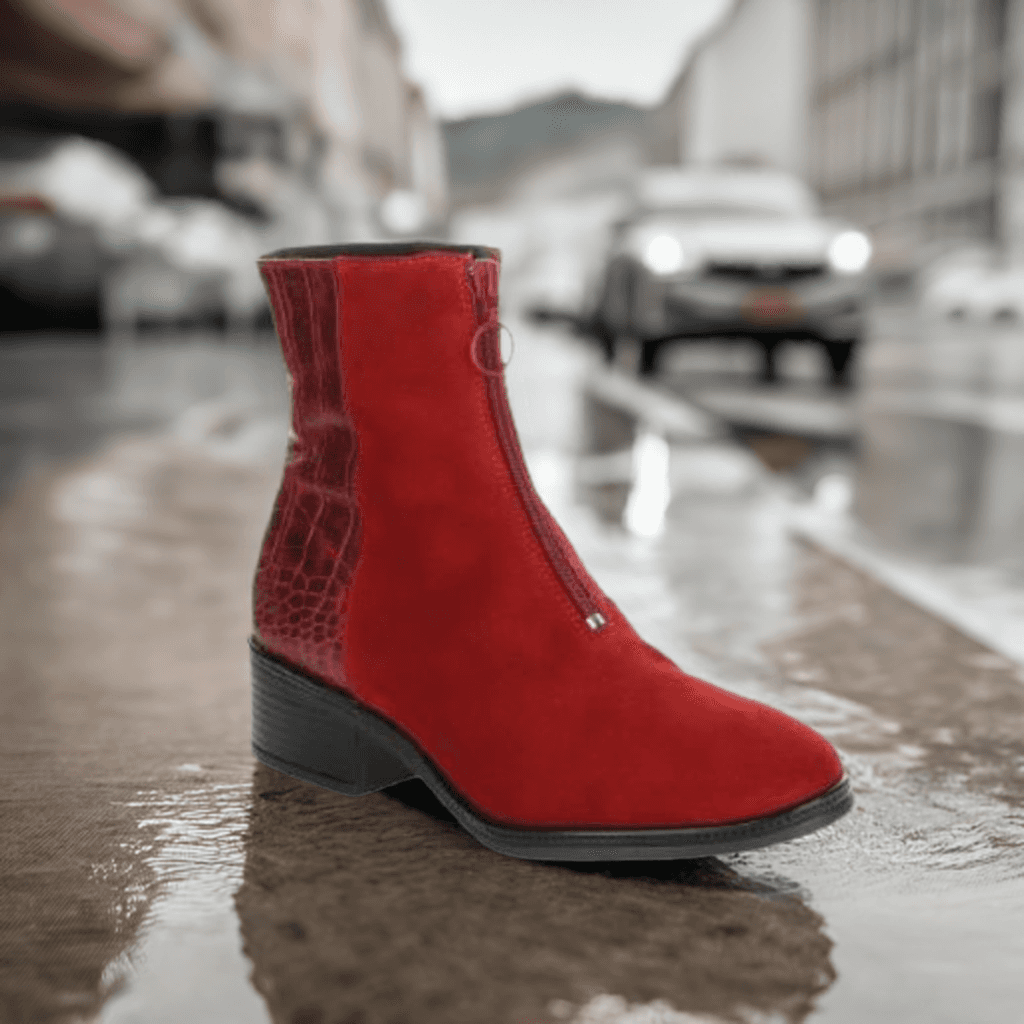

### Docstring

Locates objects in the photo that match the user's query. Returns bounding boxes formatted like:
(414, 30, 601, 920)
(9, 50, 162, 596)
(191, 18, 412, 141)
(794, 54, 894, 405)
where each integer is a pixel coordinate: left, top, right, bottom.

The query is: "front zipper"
(466, 259, 608, 633)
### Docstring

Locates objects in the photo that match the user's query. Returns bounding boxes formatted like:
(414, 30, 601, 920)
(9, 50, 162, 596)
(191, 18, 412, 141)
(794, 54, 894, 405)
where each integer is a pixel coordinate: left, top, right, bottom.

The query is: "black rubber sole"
(250, 640, 854, 861)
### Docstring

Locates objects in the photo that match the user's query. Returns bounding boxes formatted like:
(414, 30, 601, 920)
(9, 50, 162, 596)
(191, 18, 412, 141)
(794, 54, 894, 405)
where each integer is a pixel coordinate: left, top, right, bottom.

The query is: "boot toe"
(686, 699, 845, 825)
(613, 688, 844, 830)
(451, 668, 846, 832)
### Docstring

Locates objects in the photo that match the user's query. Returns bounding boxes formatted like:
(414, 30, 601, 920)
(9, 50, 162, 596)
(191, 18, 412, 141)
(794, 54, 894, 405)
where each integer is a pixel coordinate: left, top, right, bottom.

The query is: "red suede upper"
(255, 248, 844, 829)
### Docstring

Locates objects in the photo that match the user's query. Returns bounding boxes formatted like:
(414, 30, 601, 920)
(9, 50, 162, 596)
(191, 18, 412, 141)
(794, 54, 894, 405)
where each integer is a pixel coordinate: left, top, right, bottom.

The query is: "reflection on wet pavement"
(0, 383, 283, 1023)
(237, 765, 833, 1024)
(0, 334, 287, 501)
(855, 316, 1024, 565)
(98, 783, 264, 1024)
(2, 318, 1024, 1023)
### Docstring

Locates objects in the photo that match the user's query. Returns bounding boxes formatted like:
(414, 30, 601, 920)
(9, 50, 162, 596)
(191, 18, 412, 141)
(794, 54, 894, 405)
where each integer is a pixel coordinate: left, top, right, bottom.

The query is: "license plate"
(742, 287, 800, 324)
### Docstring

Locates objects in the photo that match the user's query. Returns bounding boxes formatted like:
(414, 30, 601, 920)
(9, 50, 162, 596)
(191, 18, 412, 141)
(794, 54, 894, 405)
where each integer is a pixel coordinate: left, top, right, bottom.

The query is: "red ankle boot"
(249, 242, 852, 860)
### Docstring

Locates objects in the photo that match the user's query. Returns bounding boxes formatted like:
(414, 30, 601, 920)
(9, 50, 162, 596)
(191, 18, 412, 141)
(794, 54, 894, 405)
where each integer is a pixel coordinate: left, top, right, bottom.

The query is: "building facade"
(0, 0, 449, 239)
(661, 0, 812, 176)
(809, 0, 1023, 274)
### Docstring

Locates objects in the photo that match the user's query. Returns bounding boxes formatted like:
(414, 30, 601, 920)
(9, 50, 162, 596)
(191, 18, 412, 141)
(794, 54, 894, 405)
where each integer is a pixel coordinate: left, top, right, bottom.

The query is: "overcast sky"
(386, 0, 733, 121)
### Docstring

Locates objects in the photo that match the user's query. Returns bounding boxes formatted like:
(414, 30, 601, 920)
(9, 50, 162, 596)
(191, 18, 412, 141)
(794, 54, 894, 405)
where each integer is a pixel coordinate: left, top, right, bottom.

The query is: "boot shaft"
(253, 244, 505, 682)
(254, 243, 603, 680)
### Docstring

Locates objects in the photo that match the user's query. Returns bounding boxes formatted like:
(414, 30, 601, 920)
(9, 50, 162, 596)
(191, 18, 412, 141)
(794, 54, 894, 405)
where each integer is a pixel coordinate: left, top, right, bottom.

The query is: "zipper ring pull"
(470, 319, 514, 376)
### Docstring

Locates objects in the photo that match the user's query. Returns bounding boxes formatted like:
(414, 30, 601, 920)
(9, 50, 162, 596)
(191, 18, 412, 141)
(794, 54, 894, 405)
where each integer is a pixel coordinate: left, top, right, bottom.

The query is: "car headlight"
(828, 230, 872, 274)
(641, 234, 696, 275)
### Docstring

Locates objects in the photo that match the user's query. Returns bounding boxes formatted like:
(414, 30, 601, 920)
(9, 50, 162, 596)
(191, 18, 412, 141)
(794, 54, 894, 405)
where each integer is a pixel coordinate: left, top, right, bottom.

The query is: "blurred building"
(664, 0, 811, 176)
(405, 83, 450, 223)
(0, 0, 448, 239)
(0, 0, 449, 332)
(809, 0, 1024, 275)
(441, 2, 813, 210)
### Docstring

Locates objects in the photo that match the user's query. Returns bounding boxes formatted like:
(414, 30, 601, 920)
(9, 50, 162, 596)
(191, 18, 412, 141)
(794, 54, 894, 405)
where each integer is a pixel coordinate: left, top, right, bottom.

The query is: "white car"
(0, 132, 128, 328)
(920, 248, 1024, 324)
(1, 132, 270, 333)
(585, 166, 872, 384)
(103, 198, 268, 332)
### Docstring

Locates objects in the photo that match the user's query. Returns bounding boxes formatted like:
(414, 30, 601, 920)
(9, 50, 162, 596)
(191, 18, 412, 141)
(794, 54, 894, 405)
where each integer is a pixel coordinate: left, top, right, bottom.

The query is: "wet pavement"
(2, 305, 1024, 1023)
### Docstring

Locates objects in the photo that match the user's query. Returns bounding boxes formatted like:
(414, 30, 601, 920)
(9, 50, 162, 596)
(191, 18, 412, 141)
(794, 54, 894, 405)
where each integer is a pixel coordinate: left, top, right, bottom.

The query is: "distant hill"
(443, 91, 670, 207)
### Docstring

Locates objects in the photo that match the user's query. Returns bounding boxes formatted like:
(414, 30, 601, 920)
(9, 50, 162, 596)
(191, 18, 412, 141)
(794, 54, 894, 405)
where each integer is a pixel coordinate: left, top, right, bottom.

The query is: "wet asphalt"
(1, 303, 1023, 1024)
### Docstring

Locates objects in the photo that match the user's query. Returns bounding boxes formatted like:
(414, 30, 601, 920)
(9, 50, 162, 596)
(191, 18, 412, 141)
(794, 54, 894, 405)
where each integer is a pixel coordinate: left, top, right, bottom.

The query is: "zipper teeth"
(490, 391, 602, 619)
(466, 261, 607, 631)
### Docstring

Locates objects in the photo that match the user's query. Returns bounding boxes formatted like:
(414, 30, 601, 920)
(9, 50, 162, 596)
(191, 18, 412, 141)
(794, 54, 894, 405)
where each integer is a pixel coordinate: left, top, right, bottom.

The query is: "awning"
(0, 0, 212, 111)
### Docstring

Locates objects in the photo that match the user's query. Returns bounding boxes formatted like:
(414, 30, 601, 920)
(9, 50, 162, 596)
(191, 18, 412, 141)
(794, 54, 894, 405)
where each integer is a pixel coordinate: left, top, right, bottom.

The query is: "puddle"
(99, 785, 267, 1024)
(235, 764, 835, 1024)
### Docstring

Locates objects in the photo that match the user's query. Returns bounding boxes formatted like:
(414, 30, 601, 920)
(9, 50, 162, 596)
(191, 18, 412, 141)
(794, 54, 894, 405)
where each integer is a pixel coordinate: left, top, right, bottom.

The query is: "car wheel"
(590, 315, 617, 364)
(638, 339, 662, 377)
(823, 339, 856, 387)
(757, 337, 780, 384)
(596, 261, 634, 364)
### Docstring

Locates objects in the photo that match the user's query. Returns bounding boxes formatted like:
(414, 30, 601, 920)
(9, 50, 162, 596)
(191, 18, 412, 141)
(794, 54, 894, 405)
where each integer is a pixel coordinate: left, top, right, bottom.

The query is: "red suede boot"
(250, 242, 852, 860)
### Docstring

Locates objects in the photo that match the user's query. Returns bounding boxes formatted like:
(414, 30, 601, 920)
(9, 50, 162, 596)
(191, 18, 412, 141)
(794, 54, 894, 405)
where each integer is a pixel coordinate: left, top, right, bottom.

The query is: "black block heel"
(250, 641, 414, 795)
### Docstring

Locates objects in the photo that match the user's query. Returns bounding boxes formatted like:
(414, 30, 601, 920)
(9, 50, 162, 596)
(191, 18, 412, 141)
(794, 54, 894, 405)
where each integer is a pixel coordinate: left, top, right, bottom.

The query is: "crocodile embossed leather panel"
(253, 259, 360, 684)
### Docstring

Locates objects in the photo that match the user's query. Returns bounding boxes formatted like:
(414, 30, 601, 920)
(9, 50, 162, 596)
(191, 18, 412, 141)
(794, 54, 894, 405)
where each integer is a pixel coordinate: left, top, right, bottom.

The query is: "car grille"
(704, 261, 827, 282)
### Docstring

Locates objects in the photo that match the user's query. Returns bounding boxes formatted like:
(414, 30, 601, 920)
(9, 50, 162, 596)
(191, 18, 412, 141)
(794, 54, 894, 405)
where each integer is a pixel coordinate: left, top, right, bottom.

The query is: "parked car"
(1, 130, 270, 335)
(919, 247, 1024, 324)
(0, 193, 110, 330)
(0, 132, 120, 329)
(102, 197, 268, 333)
(584, 166, 872, 383)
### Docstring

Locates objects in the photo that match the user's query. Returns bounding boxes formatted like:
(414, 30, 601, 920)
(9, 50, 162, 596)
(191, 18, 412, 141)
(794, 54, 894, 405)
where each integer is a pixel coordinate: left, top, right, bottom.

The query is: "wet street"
(2, 301, 1024, 1024)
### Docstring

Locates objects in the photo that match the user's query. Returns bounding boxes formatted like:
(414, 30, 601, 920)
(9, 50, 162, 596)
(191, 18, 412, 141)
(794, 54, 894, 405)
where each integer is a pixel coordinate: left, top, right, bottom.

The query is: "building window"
(971, 88, 1002, 161)
(975, 0, 1008, 52)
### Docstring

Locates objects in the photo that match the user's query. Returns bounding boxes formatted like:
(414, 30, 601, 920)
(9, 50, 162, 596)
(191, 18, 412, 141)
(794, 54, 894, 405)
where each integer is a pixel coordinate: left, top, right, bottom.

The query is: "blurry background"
(2, 0, 1023, 573)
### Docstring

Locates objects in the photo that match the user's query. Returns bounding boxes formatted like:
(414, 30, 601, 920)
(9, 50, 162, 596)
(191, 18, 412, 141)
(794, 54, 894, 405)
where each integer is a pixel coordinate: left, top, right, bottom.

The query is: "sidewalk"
(1, 321, 1022, 1024)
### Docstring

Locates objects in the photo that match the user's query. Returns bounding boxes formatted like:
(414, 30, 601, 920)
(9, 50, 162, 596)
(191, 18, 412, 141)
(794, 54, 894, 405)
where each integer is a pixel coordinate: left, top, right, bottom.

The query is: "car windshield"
(638, 204, 796, 220)
(636, 170, 819, 218)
